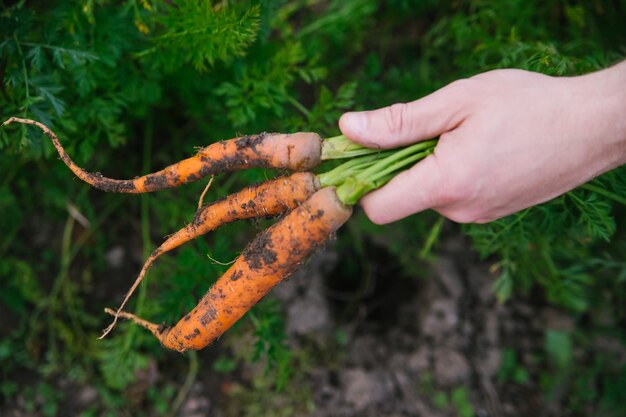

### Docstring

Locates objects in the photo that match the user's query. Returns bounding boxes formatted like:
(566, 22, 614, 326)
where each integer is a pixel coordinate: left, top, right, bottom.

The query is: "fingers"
(338, 80, 469, 149)
(359, 154, 443, 224)
(342, 80, 475, 223)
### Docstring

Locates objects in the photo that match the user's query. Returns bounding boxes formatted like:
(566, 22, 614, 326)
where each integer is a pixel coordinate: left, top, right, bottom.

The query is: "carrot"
(100, 171, 320, 338)
(105, 186, 352, 352)
(2, 117, 322, 193)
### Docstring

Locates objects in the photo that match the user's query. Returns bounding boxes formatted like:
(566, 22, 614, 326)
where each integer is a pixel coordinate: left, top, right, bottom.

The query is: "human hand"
(339, 65, 626, 224)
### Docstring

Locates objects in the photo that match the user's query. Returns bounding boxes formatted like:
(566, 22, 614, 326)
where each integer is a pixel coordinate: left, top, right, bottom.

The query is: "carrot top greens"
(319, 136, 438, 205)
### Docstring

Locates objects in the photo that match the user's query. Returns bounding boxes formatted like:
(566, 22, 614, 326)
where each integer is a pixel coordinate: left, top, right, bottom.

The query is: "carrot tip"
(101, 307, 162, 337)
(99, 308, 119, 339)
(2, 117, 17, 127)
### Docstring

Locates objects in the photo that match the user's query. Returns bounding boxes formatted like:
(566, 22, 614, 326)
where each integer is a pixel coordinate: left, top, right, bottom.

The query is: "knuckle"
(434, 169, 483, 224)
(443, 208, 480, 224)
(361, 204, 390, 225)
(447, 78, 471, 95)
(364, 209, 388, 225)
(437, 175, 473, 207)
(442, 79, 475, 109)
(384, 103, 409, 136)
(470, 69, 500, 81)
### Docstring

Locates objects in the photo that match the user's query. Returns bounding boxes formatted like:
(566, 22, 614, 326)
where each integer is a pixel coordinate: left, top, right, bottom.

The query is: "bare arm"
(339, 61, 626, 224)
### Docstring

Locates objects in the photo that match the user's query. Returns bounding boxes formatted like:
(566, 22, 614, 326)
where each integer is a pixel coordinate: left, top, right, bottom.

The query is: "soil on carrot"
(235, 133, 268, 151)
(242, 231, 278, 270)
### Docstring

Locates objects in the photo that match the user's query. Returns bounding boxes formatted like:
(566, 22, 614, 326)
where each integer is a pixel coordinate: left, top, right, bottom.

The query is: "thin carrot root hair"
(197, 176, 215, 210)
(99, 253, 159, 339)
(206, 253, 237, 266)
(99, 172, 321, 339)
(103, 308, 162, 338)
(2, 117, 322, 193)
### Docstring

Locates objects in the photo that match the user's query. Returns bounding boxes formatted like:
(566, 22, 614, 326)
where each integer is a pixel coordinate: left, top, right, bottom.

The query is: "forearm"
(570, 60, 626, 171)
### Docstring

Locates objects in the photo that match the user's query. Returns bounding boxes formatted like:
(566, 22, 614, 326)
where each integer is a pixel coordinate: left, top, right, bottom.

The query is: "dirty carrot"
(105, 140, 438, 350)
(100, 171, 320, 338)
(2, 118, 402, 194)
(3, 116, 439, 350)
(2, 117, 323, 193)
(106, 186, 352, 352)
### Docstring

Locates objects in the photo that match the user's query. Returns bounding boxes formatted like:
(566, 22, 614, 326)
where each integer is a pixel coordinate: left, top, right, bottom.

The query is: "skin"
(339, 61, 626, 224)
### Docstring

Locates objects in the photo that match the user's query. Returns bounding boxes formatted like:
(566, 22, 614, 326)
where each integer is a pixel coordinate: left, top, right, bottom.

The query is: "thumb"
(339, 81, 468, 149)
(359, 154, 444, 224)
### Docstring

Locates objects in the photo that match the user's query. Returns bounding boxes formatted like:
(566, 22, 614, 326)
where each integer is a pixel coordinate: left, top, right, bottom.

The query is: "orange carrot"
(2, 117, 322, 193)
(105, 187, 352, 352)
(100, 172, 320, 338)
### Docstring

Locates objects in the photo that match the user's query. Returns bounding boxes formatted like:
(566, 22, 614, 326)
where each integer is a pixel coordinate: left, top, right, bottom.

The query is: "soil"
(2, 227, 621, 416)
(179, 230, 569, 416)
(264, 231, 544, 417)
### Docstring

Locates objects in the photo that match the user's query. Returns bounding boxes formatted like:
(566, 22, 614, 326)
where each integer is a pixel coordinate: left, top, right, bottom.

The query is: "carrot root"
(99, 254, 159, 339)
(156, 186, 352, 352)
(99, 172, 320, 339)
(3, 117, 322, 193)
(103, 308, 163, 338)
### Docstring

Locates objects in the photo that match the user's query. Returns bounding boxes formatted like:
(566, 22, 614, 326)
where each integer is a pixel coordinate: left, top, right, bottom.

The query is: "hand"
(339, 65, 626, 224)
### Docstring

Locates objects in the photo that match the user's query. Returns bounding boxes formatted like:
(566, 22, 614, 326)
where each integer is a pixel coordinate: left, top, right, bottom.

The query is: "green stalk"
(580, 183, 626, 205)
(371, 149, 433, 183)
(325, 139, 437, 205)
(14, 34, 30, 117)
(321, 135, 390, 159)
(167, 351, 199, 417)
(318, 152, 393, 187)
(124, 115, 153, 350)
(317, 159, 378, 187)
(355, 140, 437, 181)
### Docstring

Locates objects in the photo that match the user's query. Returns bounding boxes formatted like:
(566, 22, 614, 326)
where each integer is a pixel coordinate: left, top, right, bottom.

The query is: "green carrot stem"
(580, 183, 626, 205)
(318, 159, 379, 187)
(332, 140, 437, 205)
(355, 140, 437, 180)
(321, 135, 387, 159)
(370, 149, 433, 182)
(318, 152, 394, 187)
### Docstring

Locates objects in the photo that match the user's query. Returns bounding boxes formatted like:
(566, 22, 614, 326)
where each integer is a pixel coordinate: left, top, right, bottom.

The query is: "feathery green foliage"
(141, 2, 261, 71)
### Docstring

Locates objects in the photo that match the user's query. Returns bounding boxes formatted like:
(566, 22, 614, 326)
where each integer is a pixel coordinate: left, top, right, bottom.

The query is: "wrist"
(566, 61, 626, 170)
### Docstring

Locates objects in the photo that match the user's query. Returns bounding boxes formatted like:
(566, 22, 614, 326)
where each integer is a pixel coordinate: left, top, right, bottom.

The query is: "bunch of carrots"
(3, 117, 437, 353)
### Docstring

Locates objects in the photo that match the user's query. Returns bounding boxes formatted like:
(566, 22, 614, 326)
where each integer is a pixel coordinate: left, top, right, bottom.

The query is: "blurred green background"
(1, 1, 625, 416)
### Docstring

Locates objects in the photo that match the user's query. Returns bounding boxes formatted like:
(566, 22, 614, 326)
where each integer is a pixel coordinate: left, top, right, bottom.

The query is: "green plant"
(430, 387, 475, 417)
(451, 387, 475, 417)
(497, 348, 530, 385)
